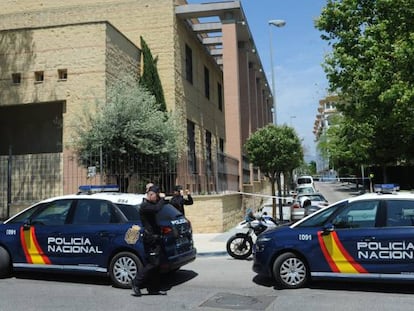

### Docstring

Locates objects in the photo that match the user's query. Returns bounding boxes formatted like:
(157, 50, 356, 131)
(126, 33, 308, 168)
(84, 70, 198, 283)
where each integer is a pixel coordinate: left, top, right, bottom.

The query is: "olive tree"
(71, 78, 183, 191)
(244, 124, 303, 220)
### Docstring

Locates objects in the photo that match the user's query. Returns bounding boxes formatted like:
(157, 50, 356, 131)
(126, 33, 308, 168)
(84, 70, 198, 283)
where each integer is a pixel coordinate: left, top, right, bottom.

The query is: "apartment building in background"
(313, 94, 338, 176)
(0, 0, 273, 211)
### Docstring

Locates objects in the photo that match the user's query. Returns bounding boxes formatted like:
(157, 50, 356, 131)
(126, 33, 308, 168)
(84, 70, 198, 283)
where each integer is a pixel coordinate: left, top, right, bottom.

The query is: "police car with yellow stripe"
(253, 184, 414, 288)
(0, 186, 196, 288)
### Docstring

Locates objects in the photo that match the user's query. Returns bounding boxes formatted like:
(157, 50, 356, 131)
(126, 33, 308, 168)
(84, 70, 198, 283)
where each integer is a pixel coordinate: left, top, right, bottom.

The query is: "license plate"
(176, 237, 189, 247)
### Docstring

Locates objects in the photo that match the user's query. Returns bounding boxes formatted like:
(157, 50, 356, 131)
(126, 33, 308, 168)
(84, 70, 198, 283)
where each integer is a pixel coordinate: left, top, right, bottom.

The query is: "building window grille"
(205, 130, 212, 174)
(187, 120, 197, 173)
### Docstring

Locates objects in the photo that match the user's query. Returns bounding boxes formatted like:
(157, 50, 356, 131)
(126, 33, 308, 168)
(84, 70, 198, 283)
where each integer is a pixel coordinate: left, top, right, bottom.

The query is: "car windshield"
(115, 203, 183, 222)
(156, 204, 183, 221)
(296, 187, 315, 194)
(297, 178, 312, 184)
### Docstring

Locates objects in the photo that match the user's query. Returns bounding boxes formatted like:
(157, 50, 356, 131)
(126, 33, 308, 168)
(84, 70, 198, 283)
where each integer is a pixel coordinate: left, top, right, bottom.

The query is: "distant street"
(313, 180, 360, 204)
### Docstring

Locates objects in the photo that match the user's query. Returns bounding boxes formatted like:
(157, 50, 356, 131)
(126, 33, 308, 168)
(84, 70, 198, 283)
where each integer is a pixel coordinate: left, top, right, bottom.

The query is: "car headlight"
(256, 236, 272, 243)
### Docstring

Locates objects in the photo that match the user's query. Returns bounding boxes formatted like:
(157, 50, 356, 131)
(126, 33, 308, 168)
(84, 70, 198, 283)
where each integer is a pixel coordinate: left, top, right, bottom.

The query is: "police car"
(0, 186, 196, 288)
(253, 185, 414, 288)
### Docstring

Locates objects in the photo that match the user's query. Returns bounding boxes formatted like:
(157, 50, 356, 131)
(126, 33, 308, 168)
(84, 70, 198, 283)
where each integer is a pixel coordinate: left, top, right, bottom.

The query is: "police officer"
(170, 185, 193, 216)
(132, 185, 167, 296)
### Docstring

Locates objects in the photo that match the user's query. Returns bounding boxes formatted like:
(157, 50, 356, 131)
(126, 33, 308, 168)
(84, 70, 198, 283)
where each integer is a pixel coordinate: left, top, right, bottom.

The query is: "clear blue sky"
(188, 0, 331, 162)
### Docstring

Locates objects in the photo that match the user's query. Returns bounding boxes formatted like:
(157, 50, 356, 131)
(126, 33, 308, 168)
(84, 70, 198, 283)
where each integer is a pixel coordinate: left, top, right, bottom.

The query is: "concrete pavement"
(193, 228, 237, 257)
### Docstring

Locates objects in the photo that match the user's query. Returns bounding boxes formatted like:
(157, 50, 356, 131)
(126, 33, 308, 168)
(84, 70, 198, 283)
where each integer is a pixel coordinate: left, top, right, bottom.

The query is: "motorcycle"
(226, 210, 278, 259)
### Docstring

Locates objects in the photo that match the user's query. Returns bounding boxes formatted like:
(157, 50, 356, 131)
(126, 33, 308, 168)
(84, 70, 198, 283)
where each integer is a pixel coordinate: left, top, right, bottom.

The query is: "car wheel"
(272, 252, 308, 289)
(0, 246, 11, 278)
(109, 252, 143, 289)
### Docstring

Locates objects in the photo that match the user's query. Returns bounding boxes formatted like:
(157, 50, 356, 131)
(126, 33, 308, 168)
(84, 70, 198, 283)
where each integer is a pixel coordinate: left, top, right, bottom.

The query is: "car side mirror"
(322, 223, 334, 235)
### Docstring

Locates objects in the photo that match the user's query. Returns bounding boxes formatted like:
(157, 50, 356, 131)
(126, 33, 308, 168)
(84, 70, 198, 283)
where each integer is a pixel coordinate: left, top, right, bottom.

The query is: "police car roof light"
(374, 184, 399, 194)
(78, 184, 120, 194)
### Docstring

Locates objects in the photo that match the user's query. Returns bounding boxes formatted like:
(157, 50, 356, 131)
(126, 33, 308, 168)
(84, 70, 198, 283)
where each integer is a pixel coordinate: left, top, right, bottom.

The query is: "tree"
(316, 0, 414, 179)
(71, 78, 182, 191)
(317, 114, 372, 172)
(140, 36, 166, 112)
(244, 125, 303, 220)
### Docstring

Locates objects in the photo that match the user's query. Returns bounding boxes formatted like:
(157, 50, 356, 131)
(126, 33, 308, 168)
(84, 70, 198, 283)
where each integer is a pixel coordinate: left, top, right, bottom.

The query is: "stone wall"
(185, 179, 271, 233)
(185, 193, 243, 233)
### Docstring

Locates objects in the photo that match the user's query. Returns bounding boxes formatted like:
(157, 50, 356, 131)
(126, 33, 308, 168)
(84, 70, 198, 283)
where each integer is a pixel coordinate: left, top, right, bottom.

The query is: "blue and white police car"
(253, 185, 414, 288)
(0, 186, 196, 288)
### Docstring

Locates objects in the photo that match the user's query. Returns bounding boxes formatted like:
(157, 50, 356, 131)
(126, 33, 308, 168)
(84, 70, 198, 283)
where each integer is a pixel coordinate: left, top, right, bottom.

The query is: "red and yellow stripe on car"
(318, 231, 367, 273)
(20, 227, 51, 264)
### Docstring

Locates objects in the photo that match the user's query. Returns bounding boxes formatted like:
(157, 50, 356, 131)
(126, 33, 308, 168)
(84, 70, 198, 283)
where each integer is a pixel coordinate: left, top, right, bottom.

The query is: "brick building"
(0, 0, 273, 212)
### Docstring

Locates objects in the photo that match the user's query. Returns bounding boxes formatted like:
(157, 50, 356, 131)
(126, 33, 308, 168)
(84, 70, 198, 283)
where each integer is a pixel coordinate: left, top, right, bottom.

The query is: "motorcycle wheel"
(226, 234, 253, 259)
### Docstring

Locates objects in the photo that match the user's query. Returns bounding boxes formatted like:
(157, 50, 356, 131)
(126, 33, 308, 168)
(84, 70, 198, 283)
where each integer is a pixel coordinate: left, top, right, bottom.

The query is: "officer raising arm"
(170, 185, 193, 216)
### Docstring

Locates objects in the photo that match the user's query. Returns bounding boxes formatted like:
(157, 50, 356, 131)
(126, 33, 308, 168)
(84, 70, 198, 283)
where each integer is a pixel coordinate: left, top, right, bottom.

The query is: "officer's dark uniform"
(132, 186, 166, 296)
(170, 186, 193, 216)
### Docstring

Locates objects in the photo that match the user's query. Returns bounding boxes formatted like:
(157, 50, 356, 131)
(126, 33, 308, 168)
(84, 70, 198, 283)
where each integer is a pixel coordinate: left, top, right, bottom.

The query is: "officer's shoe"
(131, 282, 142, 297)
(148, 290, 167, 295)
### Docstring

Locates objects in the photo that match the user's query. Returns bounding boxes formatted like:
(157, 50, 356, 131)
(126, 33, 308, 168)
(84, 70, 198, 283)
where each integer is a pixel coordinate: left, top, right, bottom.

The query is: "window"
(217, 82, 223, 111)
(58, 69, 67, 80)
(187, 120, 197, 173)
(204, 66, 210, 99)
(185, 44, 193, 84)
(332, 200, 379, 229)
(219, 138, 224, 153)
(11, 73, 21, 84)
(72, 200, 114, 224)
(386, 200, 414, 227)
(30, 199, 73, 226)
(34, 71, 44, 83)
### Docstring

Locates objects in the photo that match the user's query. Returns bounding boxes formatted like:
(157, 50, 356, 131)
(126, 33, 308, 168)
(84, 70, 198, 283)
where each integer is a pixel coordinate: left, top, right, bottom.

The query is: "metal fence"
(0, 151, 240, 219)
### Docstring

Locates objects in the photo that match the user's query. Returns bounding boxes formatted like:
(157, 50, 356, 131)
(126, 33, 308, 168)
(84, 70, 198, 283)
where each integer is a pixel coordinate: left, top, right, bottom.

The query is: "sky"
(188, 0, 331, 162)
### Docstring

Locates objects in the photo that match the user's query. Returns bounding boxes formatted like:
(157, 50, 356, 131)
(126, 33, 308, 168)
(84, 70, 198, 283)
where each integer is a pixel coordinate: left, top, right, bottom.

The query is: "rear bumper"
(160, 248, 197, 272)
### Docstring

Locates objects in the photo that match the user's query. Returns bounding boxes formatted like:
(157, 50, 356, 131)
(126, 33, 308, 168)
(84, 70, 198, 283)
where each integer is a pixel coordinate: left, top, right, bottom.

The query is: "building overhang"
(176, 1, 270, 89)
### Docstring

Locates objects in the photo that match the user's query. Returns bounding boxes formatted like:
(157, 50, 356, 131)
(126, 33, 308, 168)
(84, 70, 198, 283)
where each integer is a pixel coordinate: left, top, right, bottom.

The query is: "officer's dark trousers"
(133, 246, 161, 291)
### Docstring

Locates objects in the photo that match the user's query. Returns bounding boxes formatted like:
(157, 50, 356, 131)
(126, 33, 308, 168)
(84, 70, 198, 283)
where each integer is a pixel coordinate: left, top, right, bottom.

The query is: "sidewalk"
(193, 227, 238, 257)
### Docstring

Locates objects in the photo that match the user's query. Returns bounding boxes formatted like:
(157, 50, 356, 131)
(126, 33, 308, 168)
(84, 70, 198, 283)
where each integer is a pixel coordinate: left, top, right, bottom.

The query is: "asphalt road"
(2, 256, 414, 311)
(313, 180, 361, 204)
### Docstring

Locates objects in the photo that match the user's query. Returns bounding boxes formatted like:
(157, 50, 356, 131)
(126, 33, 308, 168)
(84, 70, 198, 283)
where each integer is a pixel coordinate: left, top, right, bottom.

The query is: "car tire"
(272, 252, 308, 289)
(109, 252, 143, 289)
(0, 246, 11, 278)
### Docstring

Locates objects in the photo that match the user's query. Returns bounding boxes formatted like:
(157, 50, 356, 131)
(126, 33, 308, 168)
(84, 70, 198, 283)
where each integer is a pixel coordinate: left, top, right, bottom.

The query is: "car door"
(30, 198, 125, 271)
(18, 199, 74, 267)
(317, 199, 381, 275)
(364, 199, 414, 275)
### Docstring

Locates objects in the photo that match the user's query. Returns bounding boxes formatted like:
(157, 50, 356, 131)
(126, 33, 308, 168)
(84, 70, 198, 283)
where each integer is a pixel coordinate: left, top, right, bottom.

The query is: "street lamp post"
(268, 19, 286, 125)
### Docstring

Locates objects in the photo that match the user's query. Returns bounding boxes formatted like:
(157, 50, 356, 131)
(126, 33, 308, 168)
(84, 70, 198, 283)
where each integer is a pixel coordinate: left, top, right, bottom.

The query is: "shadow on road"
(252, 274, 414, 295)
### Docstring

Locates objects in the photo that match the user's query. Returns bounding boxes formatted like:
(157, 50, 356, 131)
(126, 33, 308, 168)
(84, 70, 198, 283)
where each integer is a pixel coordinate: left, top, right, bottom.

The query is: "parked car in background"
(254, 185, 414, 289)
(0, 190, 196, 288)
(296, 175, 314, 187)
(290, 193, 328, 221)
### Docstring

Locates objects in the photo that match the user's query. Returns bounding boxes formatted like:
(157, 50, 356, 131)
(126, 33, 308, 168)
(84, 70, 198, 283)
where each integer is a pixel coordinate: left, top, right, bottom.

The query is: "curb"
(196, 251, 228, 257)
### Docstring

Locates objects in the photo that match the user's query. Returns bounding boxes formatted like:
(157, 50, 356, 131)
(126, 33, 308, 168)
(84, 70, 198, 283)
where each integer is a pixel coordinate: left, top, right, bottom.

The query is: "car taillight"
(161, 226, 173, 235)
